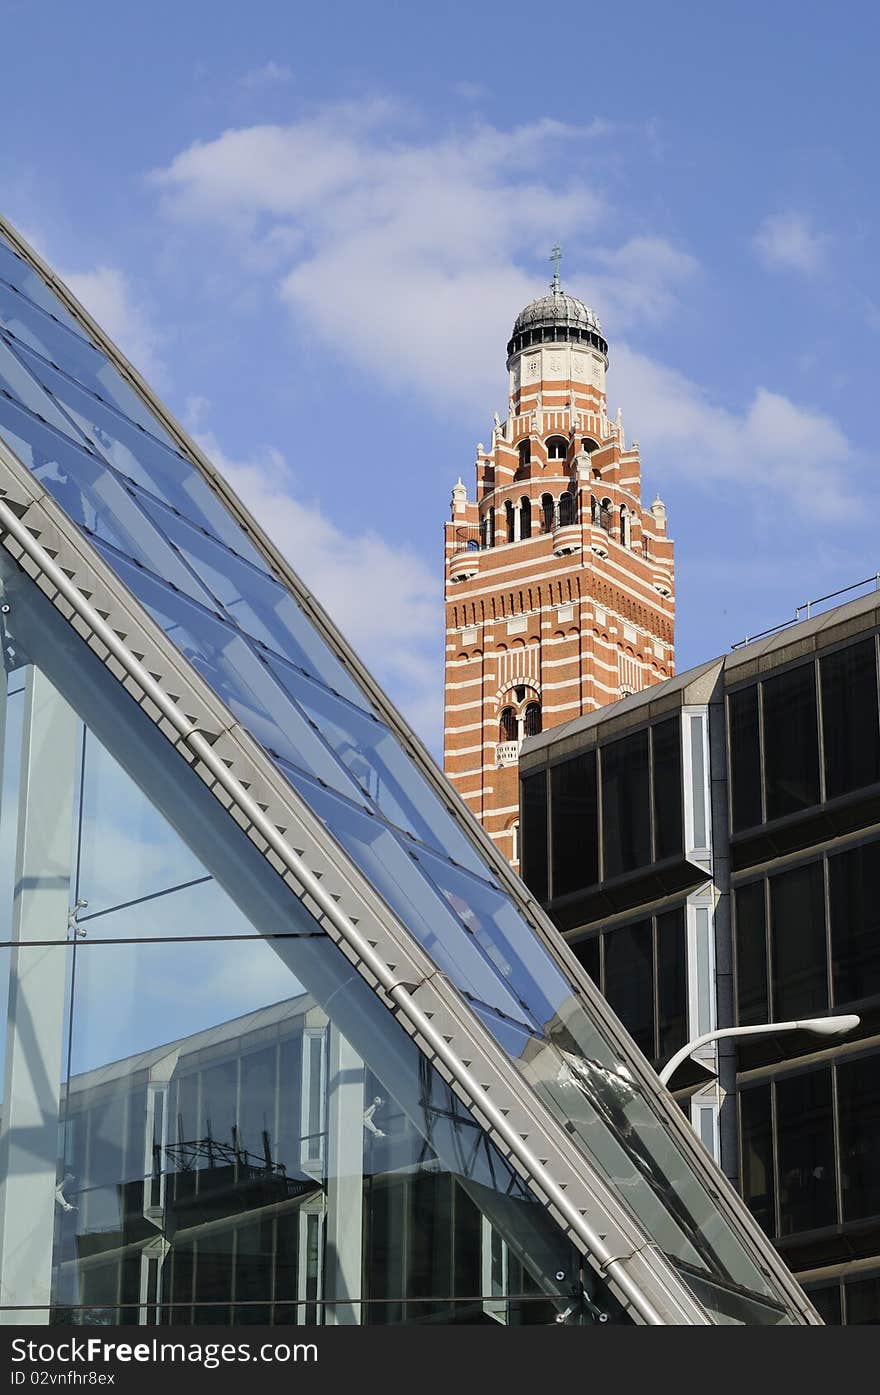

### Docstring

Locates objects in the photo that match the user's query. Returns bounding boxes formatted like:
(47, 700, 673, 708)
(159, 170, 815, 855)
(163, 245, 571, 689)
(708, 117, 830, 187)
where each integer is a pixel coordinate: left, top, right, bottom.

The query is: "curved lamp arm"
(659, 1015, 861, 1087)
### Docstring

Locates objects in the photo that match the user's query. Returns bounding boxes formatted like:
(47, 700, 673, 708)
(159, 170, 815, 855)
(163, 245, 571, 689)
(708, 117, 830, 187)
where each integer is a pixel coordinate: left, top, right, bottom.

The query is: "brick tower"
(443, 255, 675, 869)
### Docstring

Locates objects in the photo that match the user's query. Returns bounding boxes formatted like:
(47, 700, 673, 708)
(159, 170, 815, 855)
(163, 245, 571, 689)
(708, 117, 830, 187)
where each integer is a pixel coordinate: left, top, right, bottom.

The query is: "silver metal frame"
(0, 215, 820, 1324)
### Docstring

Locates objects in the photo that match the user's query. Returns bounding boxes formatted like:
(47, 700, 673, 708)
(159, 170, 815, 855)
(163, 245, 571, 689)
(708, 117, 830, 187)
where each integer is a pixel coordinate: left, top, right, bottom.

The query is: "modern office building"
(443, 258, 674, 871)
(0, 215, 817, 1325)
(519, 588, 880, 1323)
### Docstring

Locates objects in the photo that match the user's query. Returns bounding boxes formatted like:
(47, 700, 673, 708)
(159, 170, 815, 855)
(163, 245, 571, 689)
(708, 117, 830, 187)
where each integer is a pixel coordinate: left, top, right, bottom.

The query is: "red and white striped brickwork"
(443, 296, 675, 870)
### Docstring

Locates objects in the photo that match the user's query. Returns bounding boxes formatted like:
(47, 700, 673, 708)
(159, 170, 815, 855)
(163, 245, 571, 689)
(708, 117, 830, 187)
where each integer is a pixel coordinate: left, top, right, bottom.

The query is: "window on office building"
(740, 1084, 774, 1237)
(549, 751, 598, 897)
(734, 880, 769, 1026)
(601, 729, 651, 879)
(829, 841, 880, 1005)
(820, 639, 880, 800)
(776, 1069, 836, 1236)
(769, 861, 827, 1019)
(728, 685, 762, 833)
(762, 665, 820, 821)
(652, 717, 683, 861)
(837, 1055, 880, 1223)
(519, 770, 548, 902)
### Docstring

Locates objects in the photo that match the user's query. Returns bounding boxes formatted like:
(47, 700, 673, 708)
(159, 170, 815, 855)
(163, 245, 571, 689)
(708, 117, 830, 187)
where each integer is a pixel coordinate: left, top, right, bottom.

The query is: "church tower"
(443, 254, 675, 869)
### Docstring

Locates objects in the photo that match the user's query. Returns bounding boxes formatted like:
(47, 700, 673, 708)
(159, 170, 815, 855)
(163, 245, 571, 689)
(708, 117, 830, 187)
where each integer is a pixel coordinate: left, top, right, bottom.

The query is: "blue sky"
(2, 0, 879, 752)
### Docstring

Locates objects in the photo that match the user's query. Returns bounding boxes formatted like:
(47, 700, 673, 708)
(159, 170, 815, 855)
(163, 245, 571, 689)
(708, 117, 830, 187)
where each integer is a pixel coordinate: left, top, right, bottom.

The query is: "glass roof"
(0, 223, 801, 1320)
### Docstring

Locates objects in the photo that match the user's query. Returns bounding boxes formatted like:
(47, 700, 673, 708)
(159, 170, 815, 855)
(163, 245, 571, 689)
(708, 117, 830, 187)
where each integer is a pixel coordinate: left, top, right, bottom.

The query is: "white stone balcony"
(496, 740, 522, 767)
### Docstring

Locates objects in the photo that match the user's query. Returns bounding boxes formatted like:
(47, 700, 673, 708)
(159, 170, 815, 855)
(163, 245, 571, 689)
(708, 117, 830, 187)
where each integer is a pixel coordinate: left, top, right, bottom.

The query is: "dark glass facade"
(521, 715, 685, 906)
(570, 908, 687, 1067)
(727, 636, 880, 843)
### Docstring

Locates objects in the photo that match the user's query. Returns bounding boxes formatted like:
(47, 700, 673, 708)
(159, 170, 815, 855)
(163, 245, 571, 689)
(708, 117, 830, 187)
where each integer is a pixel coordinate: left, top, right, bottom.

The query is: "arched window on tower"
(499, 707, 517, 742)
(505, 499, 516, 543)
(546, 436, 567, 461)
(619, 505, 629, 546)
(558, 491, 576, 527)
(487, 508, 495, 547)
(520, 496, 532, 540)
(524, 702, 542, 737)
(541, 493, 555, 533)
(518, 440, 531, 470)
(509, 819, 520, 865)
(599, 497, 612, 531)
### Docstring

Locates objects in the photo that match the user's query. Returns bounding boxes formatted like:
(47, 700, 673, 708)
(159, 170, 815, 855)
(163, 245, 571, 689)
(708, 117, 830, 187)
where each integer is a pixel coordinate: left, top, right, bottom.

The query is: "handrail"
(732, 572, 880, 648)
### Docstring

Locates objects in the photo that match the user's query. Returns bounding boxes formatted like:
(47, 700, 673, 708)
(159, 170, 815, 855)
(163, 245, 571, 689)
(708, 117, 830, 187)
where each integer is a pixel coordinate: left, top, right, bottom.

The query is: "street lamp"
(658, 1014, 861, 1087)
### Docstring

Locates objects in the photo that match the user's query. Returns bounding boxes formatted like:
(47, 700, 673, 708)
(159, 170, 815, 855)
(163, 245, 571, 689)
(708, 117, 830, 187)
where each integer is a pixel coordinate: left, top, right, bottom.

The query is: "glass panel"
(6, 339, 268, 569)
(271, 666, 484, 871)
(94, 547, 371, 799)
(76, 728, 207, 919)
(672, 1267, 789, 1325)
(653, 717, 683, 860)
(519, 770, 548, 903)
(0, 237, 88, 336)
(0, 334, 87, 434)
(837, 1053, 880, 1223)
(829, 840, 880, 1005)
(734, 881, 769, 1025)
(279, 772, 538, 1029)
(657, 908, 687, 1060)
(728, 686, 762, 832)
(776, 1069, 836, 1235)
(136, 494, 371, 708)
(74, 879, 270, 942)
(41, 939, 578, 1324)
(820, 639, 880, 800)
(763, 665, 820, 821)
(549, 751, 598, 897)
(769, 861, 827, 1019)
(601, 729, 651, 879)
(845, 1275, 880, 1325)
(0, 286, 174, 441)
(603, 920, 654, 1058)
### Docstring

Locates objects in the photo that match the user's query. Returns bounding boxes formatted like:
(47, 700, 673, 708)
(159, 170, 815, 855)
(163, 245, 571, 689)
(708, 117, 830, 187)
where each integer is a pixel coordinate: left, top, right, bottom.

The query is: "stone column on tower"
(442, 258, 675, 869)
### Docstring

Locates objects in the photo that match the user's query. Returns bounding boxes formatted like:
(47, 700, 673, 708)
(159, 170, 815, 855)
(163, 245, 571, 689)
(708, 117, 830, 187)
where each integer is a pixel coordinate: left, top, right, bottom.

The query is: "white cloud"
(753, 211, 828, 275)
(149, 108, 639, 412)
(62, 264, 167, 387)
(240, 60, 293, 88)
(190, 426, 444, 746)
(611, 342, 857, 519)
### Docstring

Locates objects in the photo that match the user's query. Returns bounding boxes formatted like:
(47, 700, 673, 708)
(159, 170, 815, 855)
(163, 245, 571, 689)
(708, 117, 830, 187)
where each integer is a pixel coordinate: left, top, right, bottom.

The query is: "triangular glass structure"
(0, 218, 817, 1325)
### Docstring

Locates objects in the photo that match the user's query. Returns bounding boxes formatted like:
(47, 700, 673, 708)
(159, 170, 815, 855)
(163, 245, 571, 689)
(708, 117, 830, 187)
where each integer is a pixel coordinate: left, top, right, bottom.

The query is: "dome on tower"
(512, 289, 602, 339)
(506, 270, 609, 364)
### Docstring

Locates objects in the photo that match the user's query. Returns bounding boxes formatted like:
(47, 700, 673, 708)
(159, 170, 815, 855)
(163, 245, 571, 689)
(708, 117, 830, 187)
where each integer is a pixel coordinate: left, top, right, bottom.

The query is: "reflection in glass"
(41, 939, 578, 1325)
(829, 841, 880, 1004)
(740, 1085, 774, 1236)
(776, 1070, 836, 1236)
(838, 1054, 880, 1223)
